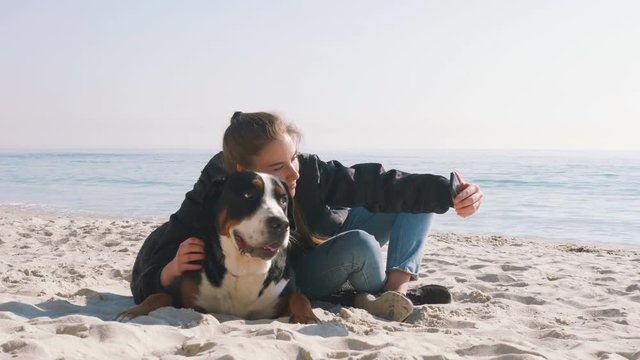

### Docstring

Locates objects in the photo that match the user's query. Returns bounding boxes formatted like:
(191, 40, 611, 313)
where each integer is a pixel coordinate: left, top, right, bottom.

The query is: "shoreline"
(2, 203, 638, 251)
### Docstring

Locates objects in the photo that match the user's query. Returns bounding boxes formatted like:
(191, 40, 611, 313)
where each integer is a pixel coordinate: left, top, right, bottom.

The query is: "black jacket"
(130, 152, 453, 303)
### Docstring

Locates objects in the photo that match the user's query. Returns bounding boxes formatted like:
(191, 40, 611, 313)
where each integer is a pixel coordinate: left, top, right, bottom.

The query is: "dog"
(117, 171, 318, 324)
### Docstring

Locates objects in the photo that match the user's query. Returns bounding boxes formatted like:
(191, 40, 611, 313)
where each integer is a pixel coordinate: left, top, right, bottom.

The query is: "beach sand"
(1, 206, 639, 359)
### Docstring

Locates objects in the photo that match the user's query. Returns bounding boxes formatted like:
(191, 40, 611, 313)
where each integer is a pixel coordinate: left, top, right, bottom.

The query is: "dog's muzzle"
(234, 216, 290, 260)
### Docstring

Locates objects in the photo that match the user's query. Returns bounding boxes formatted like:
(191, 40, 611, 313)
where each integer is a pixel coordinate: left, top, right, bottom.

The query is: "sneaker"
(405, 284, 452, 305)
(353, 291, 414, 321)
(317, 290, 357, 307)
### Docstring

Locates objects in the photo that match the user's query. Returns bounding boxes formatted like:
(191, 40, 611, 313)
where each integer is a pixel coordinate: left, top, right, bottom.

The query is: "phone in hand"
(450, 172, 462, 199)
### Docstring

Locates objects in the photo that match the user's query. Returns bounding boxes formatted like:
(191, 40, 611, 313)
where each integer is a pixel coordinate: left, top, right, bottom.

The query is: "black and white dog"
(118, 171, 318, 323)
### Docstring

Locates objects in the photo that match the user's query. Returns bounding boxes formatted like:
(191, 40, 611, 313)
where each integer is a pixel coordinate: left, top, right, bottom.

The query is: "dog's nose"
(267, 217, 289, 232)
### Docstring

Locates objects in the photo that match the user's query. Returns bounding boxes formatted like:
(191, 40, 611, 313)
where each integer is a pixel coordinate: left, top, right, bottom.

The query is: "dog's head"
(201, 171, 294, 260)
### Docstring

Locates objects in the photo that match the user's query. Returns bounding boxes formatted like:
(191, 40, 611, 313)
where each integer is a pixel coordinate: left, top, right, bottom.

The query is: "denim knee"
(290, 229, 386, 298)
(340, 229, 379, 250)
(336, 230, 385, 291)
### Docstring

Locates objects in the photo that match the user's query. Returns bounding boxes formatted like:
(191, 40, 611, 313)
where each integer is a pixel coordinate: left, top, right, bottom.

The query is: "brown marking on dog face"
(180, 278, 201, 309)
(252, 177, 264, 191)
(217, 208, 238, 237)
(274, 184, 285, 197)
(217, 208, 228, 235)
(277, 293, 319, 324)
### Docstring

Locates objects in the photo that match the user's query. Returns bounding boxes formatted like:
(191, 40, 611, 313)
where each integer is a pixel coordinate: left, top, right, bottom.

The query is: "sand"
(1, 205, 639, 359)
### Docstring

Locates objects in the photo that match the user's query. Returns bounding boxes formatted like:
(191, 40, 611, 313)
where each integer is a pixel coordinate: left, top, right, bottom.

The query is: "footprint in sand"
(456, 343, 545, 358)
(455, 290, 492, 303)
(275, 328, 295, 341)
(447, 319, 478, 329)
(72, 288, 107, 300)
(476, 274, 518, 284)
(606, 288, 627, 296)
(501, 264, 529, 272)
(176, 340, 217, 356)
(469, 264, 488, 270)
(1, 339, 28, 353)
(586, 308, 627, 318)
(56, 324, 90, 338)
(56, 237, 71, 246)
(66, 268, 86, 279)
(626, 284, 640, 292)
(492, 293, 545, 305)
(109, 269, 132, 281)
(598, 269, 616, 275)
(424, 258, 458, 267)
(103, 240, 122, 247)
(343, 338, 380, 351)
(539, 329, 577, 339)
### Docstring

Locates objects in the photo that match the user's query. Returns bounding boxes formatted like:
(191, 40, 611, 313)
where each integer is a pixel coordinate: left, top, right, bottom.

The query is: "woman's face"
(237, 133, 300, 197)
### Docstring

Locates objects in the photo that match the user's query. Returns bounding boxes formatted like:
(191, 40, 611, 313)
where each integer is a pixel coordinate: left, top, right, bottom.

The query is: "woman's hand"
(452, 172, 483, 218)
(160, 237, 205, 287)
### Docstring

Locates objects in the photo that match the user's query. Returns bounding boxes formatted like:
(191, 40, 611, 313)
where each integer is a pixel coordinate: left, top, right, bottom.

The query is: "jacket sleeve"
(311, 154, 453, 214)
(130, 221, 190, 303)
(130, 152, 227, 303)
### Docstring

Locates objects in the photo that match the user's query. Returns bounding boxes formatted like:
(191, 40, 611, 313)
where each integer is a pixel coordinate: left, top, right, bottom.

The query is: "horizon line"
(1, 147, 639, 154)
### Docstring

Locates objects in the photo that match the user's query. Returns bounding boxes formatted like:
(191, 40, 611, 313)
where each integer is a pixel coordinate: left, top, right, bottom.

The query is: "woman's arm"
(130, 220, 193, 303)
(304, 154, 454, 214)
(130, 152, 227, 303)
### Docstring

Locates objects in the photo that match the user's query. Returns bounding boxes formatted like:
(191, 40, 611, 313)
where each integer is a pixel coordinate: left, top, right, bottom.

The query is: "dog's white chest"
(194, 270, 289, 319)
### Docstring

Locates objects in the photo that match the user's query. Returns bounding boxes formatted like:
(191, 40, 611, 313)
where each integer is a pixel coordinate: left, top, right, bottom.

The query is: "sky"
(1, 0, 639, 152)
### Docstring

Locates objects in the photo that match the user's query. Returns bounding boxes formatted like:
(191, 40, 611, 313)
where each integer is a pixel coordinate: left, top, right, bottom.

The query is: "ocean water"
(1, 150, 638, 247)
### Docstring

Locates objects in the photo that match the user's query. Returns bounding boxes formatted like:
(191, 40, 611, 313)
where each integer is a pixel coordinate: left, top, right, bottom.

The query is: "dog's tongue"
(263, 242, 282, 252)
(234, 231, 282, 254)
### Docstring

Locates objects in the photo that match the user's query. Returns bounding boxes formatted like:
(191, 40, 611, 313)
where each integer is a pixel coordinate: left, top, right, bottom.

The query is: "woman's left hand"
(452, 172, 483, 218)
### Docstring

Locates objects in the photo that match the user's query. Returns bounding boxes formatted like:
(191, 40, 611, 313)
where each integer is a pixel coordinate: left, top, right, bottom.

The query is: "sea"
(1, 149, 638, 247)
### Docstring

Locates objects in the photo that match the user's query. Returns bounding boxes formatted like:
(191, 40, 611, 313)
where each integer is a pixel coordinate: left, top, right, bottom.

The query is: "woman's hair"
(222, 111, 301, 173)
(221, 111, 321, 251)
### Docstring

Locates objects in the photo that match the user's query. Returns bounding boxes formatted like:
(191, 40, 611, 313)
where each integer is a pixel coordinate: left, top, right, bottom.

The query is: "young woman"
(130, 111, 483, 321)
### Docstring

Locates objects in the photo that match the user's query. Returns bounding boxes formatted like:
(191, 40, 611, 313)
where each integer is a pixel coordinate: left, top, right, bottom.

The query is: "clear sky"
(1, 0, 639, 152)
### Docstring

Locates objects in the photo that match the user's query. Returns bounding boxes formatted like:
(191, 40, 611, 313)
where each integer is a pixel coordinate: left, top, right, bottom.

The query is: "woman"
(130, 111, 483, 321)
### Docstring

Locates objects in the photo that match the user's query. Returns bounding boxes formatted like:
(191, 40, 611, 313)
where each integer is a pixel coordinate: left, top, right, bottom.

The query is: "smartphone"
(450, 172, 462, 199)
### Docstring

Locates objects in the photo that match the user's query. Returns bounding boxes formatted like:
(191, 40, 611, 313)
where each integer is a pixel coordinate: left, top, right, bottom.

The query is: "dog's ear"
(196, 176, 227, 236)
(283, 182, 297, 232)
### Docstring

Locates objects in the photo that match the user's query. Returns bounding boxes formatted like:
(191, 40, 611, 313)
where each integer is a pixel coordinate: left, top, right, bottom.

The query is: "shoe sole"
(356, 291, 414, 322)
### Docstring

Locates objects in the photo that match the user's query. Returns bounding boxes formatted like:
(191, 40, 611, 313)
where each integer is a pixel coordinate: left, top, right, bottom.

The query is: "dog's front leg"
(279, 292, 319, 324)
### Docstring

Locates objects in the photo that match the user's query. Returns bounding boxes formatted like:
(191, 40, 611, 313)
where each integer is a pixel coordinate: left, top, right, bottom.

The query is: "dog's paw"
(289, 311, 320, 324)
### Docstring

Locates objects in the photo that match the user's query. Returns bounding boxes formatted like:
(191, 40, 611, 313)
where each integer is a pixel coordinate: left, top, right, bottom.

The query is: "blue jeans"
(290, 207, 433, 300)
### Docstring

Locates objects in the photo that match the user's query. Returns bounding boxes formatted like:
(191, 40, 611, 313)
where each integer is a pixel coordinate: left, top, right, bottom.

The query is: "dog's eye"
(278, 195, 288, 206)
(243, 191, 255, 199)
